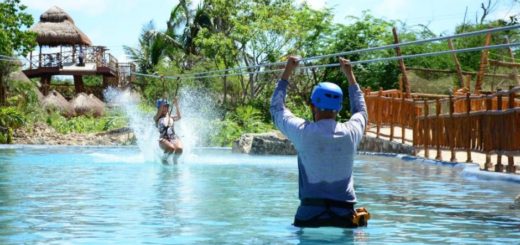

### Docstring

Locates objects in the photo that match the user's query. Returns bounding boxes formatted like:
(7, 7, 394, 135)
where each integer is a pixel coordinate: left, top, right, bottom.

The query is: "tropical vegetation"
(1, 0, 519, 145)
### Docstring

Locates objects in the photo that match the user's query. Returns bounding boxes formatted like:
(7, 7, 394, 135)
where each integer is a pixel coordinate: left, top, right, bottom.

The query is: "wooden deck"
(24, 46, 119, 77)
(23, 63, 117, 78)
(22, 46, 136, 98)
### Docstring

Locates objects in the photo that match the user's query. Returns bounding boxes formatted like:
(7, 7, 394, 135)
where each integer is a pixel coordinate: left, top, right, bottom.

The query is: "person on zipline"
(270, 56, 370, 228)
(154, 97, 183, 163)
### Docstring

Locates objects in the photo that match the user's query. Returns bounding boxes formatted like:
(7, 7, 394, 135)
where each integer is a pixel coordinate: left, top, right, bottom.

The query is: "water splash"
(103, 87, 220, 163)
(174, 87, 220, 160)
(104, 87, 161, 162)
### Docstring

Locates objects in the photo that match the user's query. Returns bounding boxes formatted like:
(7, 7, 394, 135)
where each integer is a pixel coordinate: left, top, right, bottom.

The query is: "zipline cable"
(0, 54, 18, 58)
(0, 55, 28, 63)
(140, 24, 520, 79)
(133, 41, 520, 80)
(0, 58, 23, 63)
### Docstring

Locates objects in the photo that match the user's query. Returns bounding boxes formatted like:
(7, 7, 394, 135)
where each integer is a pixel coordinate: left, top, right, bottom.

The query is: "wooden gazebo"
(23, 6, 134, 99)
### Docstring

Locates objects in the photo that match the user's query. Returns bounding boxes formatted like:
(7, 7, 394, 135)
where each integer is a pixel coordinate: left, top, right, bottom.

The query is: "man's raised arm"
(270, 56, 306, 141)
(340, 58, 367, 144)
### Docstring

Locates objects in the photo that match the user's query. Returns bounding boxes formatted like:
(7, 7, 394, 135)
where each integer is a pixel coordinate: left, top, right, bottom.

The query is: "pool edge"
(358, 151, 520, 184)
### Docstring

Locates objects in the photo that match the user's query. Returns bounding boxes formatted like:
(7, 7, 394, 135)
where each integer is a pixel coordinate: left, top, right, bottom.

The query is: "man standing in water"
(154, 98, 183, 164)
(270, 56, 370, 228)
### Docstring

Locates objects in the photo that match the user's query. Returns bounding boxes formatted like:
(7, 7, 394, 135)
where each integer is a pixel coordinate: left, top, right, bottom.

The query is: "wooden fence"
(364, 86, 520, 173)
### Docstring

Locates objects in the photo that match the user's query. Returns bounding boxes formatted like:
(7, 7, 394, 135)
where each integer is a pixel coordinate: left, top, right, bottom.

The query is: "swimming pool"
(0, 146, 518, 244)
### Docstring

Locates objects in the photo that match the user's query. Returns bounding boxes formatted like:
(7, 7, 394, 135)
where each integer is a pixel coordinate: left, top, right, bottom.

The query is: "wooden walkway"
(364, 87, 520, 174)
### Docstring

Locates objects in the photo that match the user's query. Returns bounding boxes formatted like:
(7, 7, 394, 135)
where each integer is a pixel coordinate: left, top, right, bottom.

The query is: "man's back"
(269, 57, 369, 228)
(271, 81, 367, 201)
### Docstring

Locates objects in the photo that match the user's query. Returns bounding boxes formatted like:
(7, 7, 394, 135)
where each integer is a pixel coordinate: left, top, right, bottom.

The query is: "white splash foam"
(174, 87, 220, 153)
(104, 87, 162, 162)
(103, 86, 220, 163)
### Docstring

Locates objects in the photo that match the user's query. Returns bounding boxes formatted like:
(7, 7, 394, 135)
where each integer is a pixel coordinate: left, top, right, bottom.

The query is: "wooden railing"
(116, 63, 136, 87)
(364, 86, 520, 173)
(364, 89, 420, 143)
(25, 47, 137, 88)
(27, 46, 117, 70)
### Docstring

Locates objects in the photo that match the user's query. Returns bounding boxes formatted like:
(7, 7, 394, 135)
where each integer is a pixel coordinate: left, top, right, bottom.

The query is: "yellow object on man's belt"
(352, 207, 371, 226)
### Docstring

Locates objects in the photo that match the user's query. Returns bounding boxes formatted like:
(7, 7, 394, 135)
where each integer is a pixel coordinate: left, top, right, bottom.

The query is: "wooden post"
(506, 87, 517, 173)
(392, 27, 410, 98)
(495, 90, 504, 172)
(475, 33, 492, 94)
(448, 39, 464, 88)
(363, 87, 368, 136)
(38, 45, 42, 68)
(435, 98, 442, 160)
(465, 93, 472, 163)
(29, 51, 33, 69)
(484, 95, 493, 170)
(40, 75, 51, 96)
(390, 95, 395, 141)
(398, 76, 404, 96)
(73, 45, 76, 62)
(464, 75, 472, 91)
(401, 96, 406, 144)
(449, 95, 457, 162)
(74, 75, 85, 94)
(102, 75, 109, 89)
(423, 100, 430, 158)
(376, 88, 383, 139)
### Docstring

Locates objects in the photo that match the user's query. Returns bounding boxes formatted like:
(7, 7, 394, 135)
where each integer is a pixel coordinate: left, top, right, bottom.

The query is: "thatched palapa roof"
(42, 90, 75, 117)
(9, 71, 44, 102)
(30, 6, 92, 46)
(71, 93, 105, 117)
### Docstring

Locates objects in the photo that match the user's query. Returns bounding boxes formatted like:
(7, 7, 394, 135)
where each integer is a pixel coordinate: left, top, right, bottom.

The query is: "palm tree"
(150, 0, 213, 68)
(124, 0, 215, 73)
(123, 21, 164, 74)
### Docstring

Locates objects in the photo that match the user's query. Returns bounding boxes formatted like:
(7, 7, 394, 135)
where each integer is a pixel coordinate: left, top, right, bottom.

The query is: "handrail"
(364, 86, 520, 173)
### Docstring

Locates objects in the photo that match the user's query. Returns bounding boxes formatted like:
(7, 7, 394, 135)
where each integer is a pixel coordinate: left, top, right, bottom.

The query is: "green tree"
(0, 0, 36, 106)
(149, 0, 213, 69)
(123, 21, 163, 74)
(193, 0, 333, 106)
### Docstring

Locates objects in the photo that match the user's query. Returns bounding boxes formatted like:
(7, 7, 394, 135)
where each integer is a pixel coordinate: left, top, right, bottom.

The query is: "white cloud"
(22, 0, 109, 16)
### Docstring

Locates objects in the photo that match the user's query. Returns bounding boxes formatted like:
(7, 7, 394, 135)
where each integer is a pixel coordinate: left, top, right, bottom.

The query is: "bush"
(210, 105, 273, 146)
(0, 107, 25, 128)
(210, 118, 241, 146)
(0, 107, 26, 143)
(45, 112, 128, 134)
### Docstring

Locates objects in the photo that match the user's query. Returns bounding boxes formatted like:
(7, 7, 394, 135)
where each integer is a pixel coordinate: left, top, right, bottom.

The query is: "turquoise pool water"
(0, 146, 518, 244)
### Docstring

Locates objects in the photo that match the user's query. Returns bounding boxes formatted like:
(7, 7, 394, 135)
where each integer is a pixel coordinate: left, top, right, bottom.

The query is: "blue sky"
(21, 0, 520, 61)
